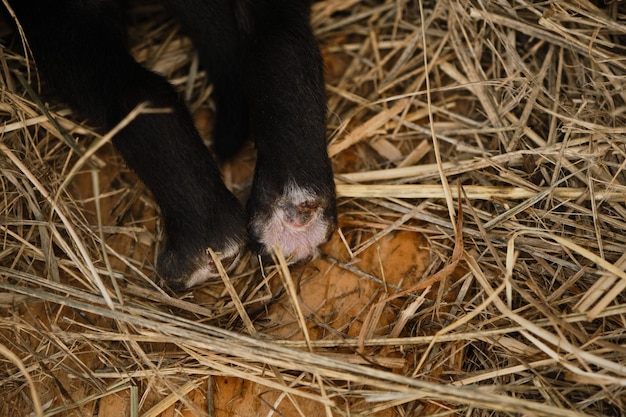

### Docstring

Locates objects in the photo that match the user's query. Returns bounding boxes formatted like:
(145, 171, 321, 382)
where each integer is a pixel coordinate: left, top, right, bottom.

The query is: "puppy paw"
(156, 191, 248, 290)
(157, 236, 246, 290)
(248, 183, 336, 263)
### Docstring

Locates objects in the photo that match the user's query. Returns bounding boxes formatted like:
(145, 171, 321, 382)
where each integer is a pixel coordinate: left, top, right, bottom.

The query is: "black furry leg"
(238, 1, 337, 262)
(160, 0, 251, 160)
(10, 0, 247, 289)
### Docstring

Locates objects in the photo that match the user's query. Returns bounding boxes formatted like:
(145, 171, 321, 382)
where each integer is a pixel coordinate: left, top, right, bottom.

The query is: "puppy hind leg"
(236, 1, 338, 262)
(10, 0, 247, 289)
(160, 0, 250, 160)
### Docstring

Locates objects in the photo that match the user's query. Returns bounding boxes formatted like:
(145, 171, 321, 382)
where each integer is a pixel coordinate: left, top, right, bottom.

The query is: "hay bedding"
(1, 0, 625, 415)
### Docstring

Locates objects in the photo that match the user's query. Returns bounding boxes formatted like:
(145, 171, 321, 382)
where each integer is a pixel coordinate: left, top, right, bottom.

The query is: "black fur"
(8, 0, 336, 289)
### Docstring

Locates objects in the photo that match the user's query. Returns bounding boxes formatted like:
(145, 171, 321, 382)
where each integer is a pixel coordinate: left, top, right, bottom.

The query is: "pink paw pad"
(253, 185, 333, 263)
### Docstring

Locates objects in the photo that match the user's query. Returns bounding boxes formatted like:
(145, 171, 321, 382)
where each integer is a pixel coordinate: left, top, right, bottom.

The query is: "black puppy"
(8, 0, 337, 289)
